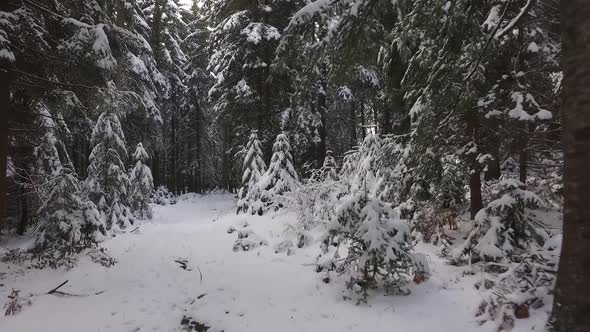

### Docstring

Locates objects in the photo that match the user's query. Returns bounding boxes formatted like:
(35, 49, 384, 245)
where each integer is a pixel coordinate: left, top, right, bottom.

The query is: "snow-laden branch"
(494, 0, 533, 39)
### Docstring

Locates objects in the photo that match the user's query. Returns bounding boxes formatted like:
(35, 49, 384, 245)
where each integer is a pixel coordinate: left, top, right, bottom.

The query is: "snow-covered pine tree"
(339, 148, 359, 182)
(260, 133, 299, 210)
(452, 178, 546, 263)
(129, 143, 154, 219)
(320, 150, 339, 181)
(84, 110, 134, 231)
(36, 168, 106, 251)
(34, 105, 105, 251)
(321, 133, 415, 301)
(237, 131, 267, 215)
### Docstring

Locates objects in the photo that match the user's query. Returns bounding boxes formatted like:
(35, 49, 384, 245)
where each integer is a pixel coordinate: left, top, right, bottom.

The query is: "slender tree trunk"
(519, 146, 527, 186)
(317, 82, 327, 165)
(350, 101, 357, 148)
(0, 69, 9, 232)
(551, 1, 590, 330)
(0, 0, 13, 233)
(469, 170, 483, 219)
(467, 116, 483, 220)
(519, 123, 529, 187)
(17, 187, 27, 235)
(360, 98, 366, 140)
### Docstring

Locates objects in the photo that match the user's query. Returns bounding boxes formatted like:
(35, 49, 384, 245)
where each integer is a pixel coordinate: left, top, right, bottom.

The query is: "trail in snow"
(0, 194, 541, 332)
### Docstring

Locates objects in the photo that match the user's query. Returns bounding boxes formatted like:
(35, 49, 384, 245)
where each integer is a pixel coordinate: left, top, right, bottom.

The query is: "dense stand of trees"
(0, 0, 588, 328)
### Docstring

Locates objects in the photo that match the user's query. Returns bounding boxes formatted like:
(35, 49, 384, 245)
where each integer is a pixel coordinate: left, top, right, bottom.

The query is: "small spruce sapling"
(237, 130, 267, 215)
(321, 134, 415, 301)
(129, 143, 154, 219)
(84, 110, 134, 231)
(259, 132, 299, 211)
(452, 178, 545, 263)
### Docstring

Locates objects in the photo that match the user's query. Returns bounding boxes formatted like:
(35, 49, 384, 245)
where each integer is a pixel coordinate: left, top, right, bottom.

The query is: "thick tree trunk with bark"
(466, 115, 483, 220)
(383, 57, 404, 135)
(551, 1, 590, 330)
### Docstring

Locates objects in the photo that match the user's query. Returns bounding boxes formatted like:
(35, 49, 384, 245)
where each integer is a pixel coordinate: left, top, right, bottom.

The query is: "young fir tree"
(320, 150, 339, 181)
(452, 178, 545, 263)
(84, 110, 134, 231)
(34, 105, 105, 250)
(129, 143, 154, 219)
(237, 131, 267, 215)
(260, 133, 299, 210)
(322, 133, 415, 301)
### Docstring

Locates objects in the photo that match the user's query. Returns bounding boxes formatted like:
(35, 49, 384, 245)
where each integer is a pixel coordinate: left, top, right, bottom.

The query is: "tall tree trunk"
(467, 116, 483, 220)
(17, 187, 27, 235)
(383, 57, 404, 135)
(171, 111, 177, 194)
(360, 98, 366, 140)
(484, 120, 501, 181)
(551, 1, 590, 330)
(350, 101, 357, 148)
(0, 67, 9, 232)
(519, 123, 529, 187)
(317, 82, 327, 166)
(0, 0, 13, 232)
(152, 0, 164, 58)
(519, 145, 527, 186)
(485, 144, 501, 181)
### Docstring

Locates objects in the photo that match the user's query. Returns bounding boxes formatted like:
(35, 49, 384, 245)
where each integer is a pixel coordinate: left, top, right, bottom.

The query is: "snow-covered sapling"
(452, 178, 545, 263)
(84, 110, 134, 231)
(320, 134, 415, 301)
(237, 130, 267, 215)
(259, 132, 299, 211)
(129, 143, 154, 219)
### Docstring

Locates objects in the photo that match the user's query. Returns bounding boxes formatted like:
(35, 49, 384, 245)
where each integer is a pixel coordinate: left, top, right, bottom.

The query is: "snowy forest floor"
(0, 193, 552, 332)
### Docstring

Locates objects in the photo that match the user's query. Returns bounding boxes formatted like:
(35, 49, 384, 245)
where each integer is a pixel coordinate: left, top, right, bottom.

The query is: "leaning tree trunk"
(551, 1, 590, 330)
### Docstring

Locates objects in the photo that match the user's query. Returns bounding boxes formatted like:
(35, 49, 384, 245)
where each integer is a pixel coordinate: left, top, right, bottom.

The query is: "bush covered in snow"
(318, 134, 416, 301)
(152, 186, 177, 206)
(452, 179, 546, 263)
(475, 240, 559, 331)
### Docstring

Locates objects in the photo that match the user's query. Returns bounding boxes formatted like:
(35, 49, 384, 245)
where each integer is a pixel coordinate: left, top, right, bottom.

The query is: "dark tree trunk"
(467, 116, 483, 220)
(551, 1, 590, 330)
(171, 110, 177, 194)
(519, 145, 527, 186)
(317, 81, 327, 166)
(360, 98, 366, 140)
(484, 120, 501, 181)
(383, 57, 404, 135)
(222, 123, 231, 191)
(0, 0, 14, 233)
(469, 170, 483, 220)
(17, 187, 27, 235)
(518, 123, 529, 187)
(152, 0, 164, 57)
(350, 101, 357, 148)
(484, 145, 501, 181)
(0, 63, 9, 232)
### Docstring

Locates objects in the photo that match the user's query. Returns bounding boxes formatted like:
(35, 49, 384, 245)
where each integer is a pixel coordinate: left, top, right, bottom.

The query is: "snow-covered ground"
(0, 193, 550, 331)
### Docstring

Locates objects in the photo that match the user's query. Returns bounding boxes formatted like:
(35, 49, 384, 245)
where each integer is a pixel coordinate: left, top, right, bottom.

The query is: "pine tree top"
(133, 142, 150, 163)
